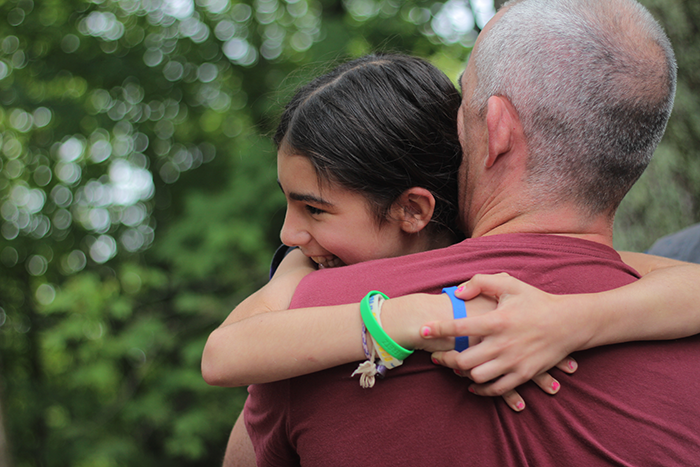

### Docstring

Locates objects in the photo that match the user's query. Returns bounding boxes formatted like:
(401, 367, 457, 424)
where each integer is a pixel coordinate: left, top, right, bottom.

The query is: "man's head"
(459, 0, 676, 231)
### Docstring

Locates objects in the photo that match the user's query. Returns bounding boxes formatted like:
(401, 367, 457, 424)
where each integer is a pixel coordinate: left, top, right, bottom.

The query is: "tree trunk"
(0, 375, 12, 467)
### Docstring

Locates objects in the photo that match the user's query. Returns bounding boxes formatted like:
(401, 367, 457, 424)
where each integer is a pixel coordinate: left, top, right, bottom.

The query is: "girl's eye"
(305, 205, 325, 216)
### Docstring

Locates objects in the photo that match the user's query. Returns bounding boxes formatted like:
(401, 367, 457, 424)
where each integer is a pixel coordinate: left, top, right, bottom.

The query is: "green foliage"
(0, 0, 486, 465)
(1, 0, 698, 465)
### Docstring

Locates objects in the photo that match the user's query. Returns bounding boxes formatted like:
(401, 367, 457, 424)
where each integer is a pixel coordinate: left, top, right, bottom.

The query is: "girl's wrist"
(379, 296, 417, 349)
(380, 294, 452, 350)
(561, 292, 604, 351)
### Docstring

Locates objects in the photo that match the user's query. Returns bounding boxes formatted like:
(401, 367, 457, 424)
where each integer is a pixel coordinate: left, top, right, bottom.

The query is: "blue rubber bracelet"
(442, 286, 469, 352)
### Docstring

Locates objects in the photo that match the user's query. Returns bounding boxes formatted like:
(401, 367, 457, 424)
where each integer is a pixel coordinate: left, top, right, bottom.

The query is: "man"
(234, 0, 700, 464)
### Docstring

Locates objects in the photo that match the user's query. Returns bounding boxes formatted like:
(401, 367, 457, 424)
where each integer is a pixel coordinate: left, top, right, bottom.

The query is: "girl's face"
(277, 150, 411, 268)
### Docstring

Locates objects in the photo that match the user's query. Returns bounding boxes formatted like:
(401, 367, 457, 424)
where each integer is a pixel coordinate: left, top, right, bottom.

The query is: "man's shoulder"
(289, 233, 636, 307)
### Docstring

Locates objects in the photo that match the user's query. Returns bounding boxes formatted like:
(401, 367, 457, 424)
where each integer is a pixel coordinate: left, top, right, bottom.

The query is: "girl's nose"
(280, 208, 311, 247)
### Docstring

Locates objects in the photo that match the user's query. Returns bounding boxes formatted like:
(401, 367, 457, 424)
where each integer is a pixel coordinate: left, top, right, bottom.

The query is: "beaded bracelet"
(360, 291, 414, 361)
(352, 291, 414, 388)
(352, 322, 384, 388)
(365, 293, 404, 370)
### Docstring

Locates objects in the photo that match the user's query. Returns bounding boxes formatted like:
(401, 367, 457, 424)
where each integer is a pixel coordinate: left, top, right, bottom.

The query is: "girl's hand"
(420, 273, 583, 412)
(383, 293, 497, 354)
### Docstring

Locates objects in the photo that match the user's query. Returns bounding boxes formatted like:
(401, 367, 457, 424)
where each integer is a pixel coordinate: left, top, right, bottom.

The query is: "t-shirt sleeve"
(244, 381, 300, 466)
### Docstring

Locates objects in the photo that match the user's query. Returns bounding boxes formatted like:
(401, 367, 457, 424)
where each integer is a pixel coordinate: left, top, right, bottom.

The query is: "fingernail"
(454, 369, 462, 377)
(568, 360, 577, 371)
(456, 285, 464, 293)
(551, 381, 560, 392)
(468, 386, 476, 394)
(516, 402, 525, 411)
(421, 326, 431, 337)
(431, 357, 439, 365)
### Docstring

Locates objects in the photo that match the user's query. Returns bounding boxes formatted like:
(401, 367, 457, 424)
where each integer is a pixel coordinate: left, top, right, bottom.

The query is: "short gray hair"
(471, 0, 677, 214)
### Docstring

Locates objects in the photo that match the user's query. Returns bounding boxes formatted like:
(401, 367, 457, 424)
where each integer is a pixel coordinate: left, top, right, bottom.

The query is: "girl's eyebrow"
(277, 179, 333, 206)
(289, 192, 333, 206)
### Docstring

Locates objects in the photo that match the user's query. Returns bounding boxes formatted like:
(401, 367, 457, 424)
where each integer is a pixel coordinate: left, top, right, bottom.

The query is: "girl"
(202, 53, 700, 412)
(203, 52, 513, 390)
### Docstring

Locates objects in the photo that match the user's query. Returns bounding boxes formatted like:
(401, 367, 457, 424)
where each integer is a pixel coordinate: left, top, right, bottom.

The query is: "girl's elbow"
(201, 338, 237, 386)
(201, 358, 223, 386)
(201, 331, 253, 387)
(201, 358, 247, 387)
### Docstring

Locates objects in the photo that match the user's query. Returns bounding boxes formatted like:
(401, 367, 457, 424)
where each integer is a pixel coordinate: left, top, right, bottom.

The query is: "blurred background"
(0, 0, 698, 465)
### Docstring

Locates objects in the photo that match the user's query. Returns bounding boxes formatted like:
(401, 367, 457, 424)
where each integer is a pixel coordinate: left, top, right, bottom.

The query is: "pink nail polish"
(421, 327, 431, 337)
(569, 360, 577, 370)
(468, 386, 476, 394)
(552, 381, 560, 392)
(431, 357, 439, 365)
(456, 285, 464, 293)
(516, 402, 525, 410)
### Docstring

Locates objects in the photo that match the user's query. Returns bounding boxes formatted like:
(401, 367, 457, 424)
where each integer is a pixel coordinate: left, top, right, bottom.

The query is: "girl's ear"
(391, 187, 436, 234)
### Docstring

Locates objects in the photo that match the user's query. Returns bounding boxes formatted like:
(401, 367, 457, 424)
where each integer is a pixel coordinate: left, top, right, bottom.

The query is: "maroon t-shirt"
(246, 234, 700, 466)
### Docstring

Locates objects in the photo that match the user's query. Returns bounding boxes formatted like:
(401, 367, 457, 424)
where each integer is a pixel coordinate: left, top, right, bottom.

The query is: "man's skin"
(222, 414, 254, 466)
(220, 2, 694, 464)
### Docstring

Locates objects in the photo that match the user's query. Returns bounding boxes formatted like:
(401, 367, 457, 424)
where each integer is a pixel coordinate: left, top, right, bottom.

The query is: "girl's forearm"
(579, 259, 700, 349)
(202, 301, 366, 386)
(201, 292, 457, 387)
(202, 249, 322, 385)
(203, 251, 700, 389)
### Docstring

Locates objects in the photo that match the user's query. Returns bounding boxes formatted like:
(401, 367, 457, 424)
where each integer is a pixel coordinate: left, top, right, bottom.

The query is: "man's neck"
(470, 207, 615, 248)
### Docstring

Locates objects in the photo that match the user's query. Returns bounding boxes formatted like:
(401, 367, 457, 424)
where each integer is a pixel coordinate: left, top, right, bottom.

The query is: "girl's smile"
(309, 255, 344, 269)
(277, 149, 414, 267)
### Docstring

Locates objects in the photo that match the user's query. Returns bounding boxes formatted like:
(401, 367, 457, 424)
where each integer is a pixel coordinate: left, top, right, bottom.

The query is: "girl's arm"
(203, 249, 700, 408)
(201, 280, 463, 386)
(202, 248, 318, 383)
(422, 254, 700, 399)
(202, 268, 555, 411)
(218, 248, 316, 328)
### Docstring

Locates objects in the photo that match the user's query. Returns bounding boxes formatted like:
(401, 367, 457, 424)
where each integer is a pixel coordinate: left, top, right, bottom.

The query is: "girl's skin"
(426, 252, 700, 397)
(202, 150, 700, 412)
(203, 149, 547, 410)
(210, 245, 700, 467)
(277, 149, 443, 267)
(205, 53, 700, 467)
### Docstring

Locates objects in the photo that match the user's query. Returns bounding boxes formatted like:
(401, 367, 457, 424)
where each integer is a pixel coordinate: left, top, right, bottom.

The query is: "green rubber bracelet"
(360, 291, 414, 361)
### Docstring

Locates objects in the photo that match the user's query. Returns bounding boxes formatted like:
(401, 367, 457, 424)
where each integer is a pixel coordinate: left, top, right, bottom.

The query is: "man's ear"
(391, 187, 436, 234)
(484, 95, 518, 168)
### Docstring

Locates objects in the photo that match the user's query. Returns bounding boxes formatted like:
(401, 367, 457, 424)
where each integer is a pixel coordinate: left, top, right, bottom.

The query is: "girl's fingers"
(421, 317, 487, 340)
(421, 296, 499, 339)
(555, 356, 578, 374)
(454, 273, 518, 300)
(467, 373, 525, 397)
(431, 343, 498, 376)
(467, 371, 561, 400)
(531, 372, 560, 395)
(500, 390, 526, 412)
